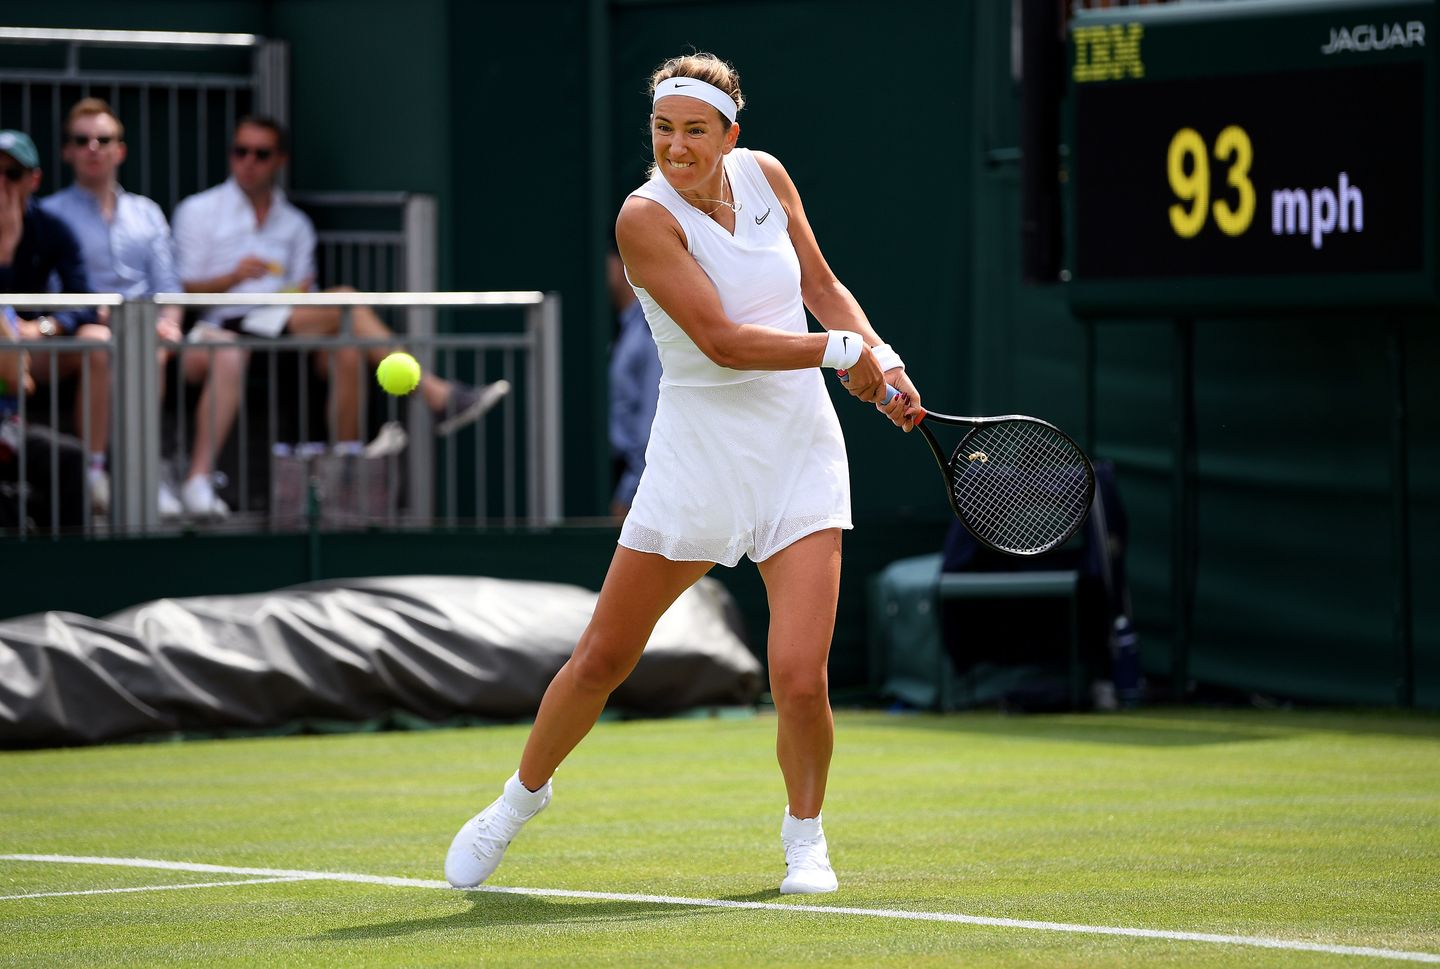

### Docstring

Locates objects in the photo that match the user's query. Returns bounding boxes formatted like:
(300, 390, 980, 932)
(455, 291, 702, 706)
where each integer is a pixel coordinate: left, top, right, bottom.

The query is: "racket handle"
(837, 369, 901, 404)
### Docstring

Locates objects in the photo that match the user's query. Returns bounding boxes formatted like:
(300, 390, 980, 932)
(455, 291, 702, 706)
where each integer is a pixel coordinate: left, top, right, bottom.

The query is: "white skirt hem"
(617, 515, 853, 569)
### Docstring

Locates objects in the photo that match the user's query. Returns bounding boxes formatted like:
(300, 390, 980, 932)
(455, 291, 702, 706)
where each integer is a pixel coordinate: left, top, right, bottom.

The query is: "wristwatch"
(35, 316, 58, 337)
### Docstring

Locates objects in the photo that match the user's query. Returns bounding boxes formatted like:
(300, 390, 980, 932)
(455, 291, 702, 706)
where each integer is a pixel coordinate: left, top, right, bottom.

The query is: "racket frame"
(912, 407, 1096, 557)
(835, 372, 1095, 555)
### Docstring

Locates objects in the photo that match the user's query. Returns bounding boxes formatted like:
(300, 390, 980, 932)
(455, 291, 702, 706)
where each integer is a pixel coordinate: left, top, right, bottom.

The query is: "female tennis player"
(446, 52, 920, 895)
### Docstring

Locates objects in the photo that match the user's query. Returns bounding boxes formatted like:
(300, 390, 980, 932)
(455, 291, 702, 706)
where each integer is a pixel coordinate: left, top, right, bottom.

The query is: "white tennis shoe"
(445, 773, 551, 888)
(780, 809, 838, 895)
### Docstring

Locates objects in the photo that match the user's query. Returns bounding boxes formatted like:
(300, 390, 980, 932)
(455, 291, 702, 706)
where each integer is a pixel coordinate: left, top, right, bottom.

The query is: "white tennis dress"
(618, 148, 852, 567)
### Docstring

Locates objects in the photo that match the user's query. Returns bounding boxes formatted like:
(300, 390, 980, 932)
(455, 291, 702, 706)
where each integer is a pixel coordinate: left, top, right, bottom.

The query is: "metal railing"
(3, 291, 562, 538)
(290, 192, 434, 293)
(0, 25, 445, 379)
(0, 25, 283, 211)
(1, 295, 121, 537)
(0, 27, 441, 341)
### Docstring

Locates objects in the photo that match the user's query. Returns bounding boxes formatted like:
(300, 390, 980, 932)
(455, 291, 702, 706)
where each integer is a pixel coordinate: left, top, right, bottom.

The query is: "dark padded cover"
(0, 575, 760, 747)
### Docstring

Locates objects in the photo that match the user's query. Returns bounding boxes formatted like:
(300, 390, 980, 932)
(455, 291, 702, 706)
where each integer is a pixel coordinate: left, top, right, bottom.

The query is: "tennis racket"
(842, 375, 1095, 556)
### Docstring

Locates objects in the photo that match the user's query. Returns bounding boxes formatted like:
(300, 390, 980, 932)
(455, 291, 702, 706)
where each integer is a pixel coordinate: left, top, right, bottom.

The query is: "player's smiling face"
(651, 95, 737, 197)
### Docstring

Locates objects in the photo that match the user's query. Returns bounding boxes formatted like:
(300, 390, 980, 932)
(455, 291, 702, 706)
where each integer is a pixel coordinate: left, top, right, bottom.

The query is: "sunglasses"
(231, 145, 275, 161)
(69, 134, 117, 148)
(0, 167, 27, 182)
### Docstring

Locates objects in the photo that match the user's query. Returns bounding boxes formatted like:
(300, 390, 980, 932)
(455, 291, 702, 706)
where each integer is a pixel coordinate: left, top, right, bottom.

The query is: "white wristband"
(821, 330, 864, 370)
(871, 342, 905, 372)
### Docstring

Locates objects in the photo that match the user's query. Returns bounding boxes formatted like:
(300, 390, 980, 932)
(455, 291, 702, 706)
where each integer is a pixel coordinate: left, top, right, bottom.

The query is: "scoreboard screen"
(1065, 0, 1437, 313)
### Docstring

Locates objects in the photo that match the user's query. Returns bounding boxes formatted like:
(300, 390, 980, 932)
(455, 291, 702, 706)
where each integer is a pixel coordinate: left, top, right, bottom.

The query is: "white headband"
(652, 76, 738, 124)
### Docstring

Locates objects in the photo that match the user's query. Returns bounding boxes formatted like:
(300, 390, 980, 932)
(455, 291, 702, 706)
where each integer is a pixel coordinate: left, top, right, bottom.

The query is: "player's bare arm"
(616, 195, 837, 373)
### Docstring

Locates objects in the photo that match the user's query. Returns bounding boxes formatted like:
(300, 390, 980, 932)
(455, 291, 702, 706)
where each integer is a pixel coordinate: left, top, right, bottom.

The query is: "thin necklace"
(683, 169, 742, 216)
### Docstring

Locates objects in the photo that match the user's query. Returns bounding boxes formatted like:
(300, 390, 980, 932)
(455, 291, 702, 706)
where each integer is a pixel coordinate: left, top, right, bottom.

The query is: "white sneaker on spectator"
(780, 809, 838, 895)
(181, 475, 230, 519)
(363, 421, 408, 458)
(435, 380, 510, 437)
(445, 771, 551, 888)
(158, 480, 184, 519)
(87, 467, 110, 515)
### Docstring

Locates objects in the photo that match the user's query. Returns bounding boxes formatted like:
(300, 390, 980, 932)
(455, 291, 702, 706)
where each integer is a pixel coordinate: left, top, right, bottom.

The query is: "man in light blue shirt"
(42, 164, 181, 304)
(42, 97, 236, 517)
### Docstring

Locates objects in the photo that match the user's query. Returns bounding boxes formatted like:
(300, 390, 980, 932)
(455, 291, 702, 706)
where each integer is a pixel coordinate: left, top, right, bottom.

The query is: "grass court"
(3, 708, 1438, 967)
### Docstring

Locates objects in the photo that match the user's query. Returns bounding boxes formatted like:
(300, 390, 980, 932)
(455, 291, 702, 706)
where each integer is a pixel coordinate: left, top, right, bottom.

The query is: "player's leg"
(758, 527, 841, 816)
(755, 526, 843, 894)
(519, 546, 713, 785)
(445, 546, 711, 887)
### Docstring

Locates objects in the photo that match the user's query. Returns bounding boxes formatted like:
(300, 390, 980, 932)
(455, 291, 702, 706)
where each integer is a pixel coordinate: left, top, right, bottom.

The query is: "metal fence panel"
(1, 292, 561, 539)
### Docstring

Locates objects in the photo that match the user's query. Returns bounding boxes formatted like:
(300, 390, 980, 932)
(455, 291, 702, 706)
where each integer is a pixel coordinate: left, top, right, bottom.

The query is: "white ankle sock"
(783, 809, 823, 839)
(503, 771, 549, 815)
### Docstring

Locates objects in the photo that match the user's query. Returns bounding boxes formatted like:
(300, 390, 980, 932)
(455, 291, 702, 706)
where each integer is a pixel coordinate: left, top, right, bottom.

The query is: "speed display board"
(1065, 0, 1437, 313)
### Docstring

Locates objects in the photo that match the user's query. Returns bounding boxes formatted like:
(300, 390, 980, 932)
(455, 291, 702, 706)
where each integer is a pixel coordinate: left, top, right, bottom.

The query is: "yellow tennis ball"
(376, 352, 421, 396)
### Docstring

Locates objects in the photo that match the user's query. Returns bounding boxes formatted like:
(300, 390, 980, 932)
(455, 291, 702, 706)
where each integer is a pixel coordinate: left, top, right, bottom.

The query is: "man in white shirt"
(43, 97, 239, 518)
(172, 116, 505, 516)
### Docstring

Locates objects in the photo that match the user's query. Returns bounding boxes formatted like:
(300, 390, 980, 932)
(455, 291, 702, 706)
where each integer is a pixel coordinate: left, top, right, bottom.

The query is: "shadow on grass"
(320, 891, 757, 939)
(863, 707, 1440, 748)
(718, 887, 782, 903)
(320, 883, 807, 940)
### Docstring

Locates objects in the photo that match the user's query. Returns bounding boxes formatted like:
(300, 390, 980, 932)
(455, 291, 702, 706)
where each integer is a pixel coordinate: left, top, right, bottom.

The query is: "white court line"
(3, 854, 1437, 964)
(0, 876, 307, 901)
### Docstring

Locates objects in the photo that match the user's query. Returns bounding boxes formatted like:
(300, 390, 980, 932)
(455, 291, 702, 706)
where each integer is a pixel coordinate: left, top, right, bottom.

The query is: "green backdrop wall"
(4, 0, 1435, 707)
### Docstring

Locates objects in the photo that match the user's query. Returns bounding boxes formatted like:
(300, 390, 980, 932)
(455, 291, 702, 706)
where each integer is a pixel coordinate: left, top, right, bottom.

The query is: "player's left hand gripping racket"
(843, 375, 1096, 556)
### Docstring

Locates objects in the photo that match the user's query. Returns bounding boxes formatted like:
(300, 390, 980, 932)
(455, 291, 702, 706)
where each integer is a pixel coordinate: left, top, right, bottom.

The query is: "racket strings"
(948, 421, 1092, 554)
